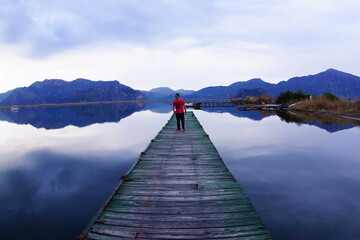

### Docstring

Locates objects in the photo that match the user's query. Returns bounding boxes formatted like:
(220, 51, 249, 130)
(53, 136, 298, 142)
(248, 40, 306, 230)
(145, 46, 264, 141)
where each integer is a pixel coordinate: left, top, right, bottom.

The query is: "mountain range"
(0, 68, 359, 106)
(0, 79, 143, 106)
(140, 87, 195, 100)
(184, 69, 360, 99)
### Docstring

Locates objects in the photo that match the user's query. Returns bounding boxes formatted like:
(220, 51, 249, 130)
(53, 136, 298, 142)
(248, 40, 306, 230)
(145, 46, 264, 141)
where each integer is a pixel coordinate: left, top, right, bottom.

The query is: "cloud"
(1, 0, 359, 56)
(0, 1, 215, 55)
(0, 0, 359, 92)
(0, 1, 145, 56)
(0, 41, 282, 91)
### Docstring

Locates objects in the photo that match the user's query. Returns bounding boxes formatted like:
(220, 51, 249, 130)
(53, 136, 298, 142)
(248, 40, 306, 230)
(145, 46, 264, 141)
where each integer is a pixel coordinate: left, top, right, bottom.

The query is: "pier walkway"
(79, 112, 272, 240)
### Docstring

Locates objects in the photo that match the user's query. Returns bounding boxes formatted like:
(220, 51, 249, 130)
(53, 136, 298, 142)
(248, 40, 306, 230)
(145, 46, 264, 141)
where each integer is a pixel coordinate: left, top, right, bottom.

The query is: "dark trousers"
(176, 113, 185, 130)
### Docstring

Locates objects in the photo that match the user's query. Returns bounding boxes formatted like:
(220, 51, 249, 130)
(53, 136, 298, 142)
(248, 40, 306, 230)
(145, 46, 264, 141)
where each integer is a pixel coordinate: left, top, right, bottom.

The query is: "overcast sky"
(0, 0, 359, 92)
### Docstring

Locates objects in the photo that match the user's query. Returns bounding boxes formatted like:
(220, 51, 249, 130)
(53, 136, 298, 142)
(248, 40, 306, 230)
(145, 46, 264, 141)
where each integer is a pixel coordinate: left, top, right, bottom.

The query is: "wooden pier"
(237, 104, 283, 111)
(79, 112, 272, 240)
(186, 101, 237, 109)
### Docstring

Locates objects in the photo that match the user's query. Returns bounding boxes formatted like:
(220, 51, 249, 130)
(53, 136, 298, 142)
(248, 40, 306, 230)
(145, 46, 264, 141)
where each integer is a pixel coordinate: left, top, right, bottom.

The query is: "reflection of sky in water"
(1, 107, 360, 240)
(195, 111, 360, 240)
(0, 110, 172, 240)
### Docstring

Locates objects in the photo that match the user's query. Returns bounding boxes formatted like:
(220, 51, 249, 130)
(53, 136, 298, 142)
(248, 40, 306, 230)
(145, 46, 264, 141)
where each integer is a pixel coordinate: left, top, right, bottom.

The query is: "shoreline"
(0, 99, 236, 110)
(0, 100, 171, 110)
(1, 100, 360, 122)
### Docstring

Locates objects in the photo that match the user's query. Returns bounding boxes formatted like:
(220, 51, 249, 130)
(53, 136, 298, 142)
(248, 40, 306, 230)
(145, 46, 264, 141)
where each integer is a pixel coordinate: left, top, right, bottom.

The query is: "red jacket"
(173, 99, 185, 113)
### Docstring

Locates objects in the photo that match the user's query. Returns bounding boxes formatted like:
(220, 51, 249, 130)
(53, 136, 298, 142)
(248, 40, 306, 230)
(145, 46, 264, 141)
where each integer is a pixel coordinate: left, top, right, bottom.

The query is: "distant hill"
(268, 68, 360, 98)
(141, 87, 195, 100)
(233, 88, 268, 98)
(184, 78, 274, 99)
(0, 79, 144, 106)
(0, 89, 16, 103)
(177, 89, 196, 96)
(184, 69, 360, 99)
(147, 87, 174, 95)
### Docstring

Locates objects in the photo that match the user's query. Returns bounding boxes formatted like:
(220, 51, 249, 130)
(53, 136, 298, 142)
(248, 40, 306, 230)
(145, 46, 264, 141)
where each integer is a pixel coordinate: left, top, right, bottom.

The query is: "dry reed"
(291, 96, 360, 117)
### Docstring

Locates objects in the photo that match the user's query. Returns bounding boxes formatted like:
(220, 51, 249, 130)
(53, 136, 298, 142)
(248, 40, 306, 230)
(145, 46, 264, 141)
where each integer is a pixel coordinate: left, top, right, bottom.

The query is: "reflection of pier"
(79, 112, 272, 240)
(186, 101, 237, 109)
(185, 100, 284, 111)
(238, 104, 283, 111)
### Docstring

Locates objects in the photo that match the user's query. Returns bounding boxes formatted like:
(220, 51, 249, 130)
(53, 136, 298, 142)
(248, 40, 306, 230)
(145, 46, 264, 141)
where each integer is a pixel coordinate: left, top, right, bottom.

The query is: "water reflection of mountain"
(201, 107, 276, 121)
(0, 103, 278, 129)
(1, 102, 359, 132)
(142, 104, 277, 121)
(142, 101, 172, 113)
(277, 111, 360, 133)
(201, 107, 360, 133)
(0, 103, 143, 129)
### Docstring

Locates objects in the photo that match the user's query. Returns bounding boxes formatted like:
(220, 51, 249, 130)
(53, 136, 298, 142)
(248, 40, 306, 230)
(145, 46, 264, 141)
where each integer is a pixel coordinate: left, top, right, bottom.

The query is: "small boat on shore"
(10, 106, 20, 112)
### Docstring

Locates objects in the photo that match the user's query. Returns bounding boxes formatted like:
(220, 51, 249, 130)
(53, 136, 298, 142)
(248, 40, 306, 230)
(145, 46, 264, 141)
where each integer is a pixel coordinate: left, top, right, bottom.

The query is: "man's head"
(175, 93, 180, 99)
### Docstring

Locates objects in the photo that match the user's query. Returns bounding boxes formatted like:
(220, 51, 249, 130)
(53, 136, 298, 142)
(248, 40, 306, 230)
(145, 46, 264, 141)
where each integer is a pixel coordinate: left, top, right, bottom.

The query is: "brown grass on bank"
(245, 96, 257, 103)
(291, 96, 360, 118)
(244, 94, 275, 104)
(258, 94, 275, 104)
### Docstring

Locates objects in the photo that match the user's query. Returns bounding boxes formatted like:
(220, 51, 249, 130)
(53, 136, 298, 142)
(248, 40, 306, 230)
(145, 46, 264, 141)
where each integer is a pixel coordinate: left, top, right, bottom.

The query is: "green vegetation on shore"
(276, 90, 311, 104)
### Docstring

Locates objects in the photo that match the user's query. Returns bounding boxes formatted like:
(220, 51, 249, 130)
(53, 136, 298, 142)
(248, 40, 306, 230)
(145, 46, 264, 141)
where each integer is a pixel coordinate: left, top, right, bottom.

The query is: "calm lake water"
(0, 103, 359, 240)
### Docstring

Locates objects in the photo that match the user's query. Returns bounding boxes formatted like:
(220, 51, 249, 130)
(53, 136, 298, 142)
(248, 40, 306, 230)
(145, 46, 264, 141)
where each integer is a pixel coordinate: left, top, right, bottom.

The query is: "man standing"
(172, 93, 187, 132)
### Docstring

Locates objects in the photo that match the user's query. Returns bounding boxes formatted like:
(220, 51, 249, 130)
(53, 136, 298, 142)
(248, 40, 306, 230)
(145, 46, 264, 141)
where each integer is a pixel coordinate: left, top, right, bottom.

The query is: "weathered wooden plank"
(114, 188, 245, 196)
(129, 170, 232, 175)
(133, 163, 229, 168)
(117, 182, 242, 189)
(105, 199, 253, 208)
(112, 194, 250, 202)
(89, 225, 271, 239)
(96, 217, 264, 229)
(79, 112, 272, 240)
(99, 211, 261, 222)
(92, 222, 264, 234)
(116, 181, 241, 191)
(86, 231, 272, 240)
(105, 205, 256, 215)
(126, 175, 236, 181)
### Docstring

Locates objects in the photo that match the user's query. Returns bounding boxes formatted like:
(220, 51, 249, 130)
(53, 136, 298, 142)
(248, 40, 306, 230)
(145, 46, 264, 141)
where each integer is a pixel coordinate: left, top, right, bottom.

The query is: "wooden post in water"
(78, 112, 272, 240)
